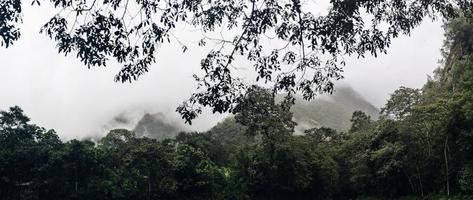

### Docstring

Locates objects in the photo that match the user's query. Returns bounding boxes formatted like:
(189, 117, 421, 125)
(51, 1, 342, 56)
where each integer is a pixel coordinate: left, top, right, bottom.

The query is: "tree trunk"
(444, 135, 450, 196)
(148, 179, 151, 200)
(404, 169, 416, 195)
(416, 164, 424, 197)
(147, 173, 151, 200)
(75, 167, 78, 194)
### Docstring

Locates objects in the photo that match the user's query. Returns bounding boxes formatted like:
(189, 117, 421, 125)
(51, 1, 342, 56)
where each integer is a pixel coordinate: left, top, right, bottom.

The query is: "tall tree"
(0, 106, 62, 200)
(381, 86, 422, 120)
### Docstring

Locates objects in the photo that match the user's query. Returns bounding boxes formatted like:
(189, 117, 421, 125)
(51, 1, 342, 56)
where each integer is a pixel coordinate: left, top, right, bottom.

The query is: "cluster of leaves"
(0, 0, 22, 47)
(3, 0, 473, 123)
(380, 87, 422, 120)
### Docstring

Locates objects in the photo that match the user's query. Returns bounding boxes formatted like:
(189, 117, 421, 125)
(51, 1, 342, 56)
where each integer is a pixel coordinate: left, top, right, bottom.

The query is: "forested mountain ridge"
(133, 86, 379, 140)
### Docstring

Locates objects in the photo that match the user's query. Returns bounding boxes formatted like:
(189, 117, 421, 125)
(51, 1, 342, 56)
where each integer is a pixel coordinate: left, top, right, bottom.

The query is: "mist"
(0, 3, 444, 140)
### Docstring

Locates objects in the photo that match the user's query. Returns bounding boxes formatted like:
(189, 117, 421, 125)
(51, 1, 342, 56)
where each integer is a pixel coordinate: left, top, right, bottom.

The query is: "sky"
(0, 2, 445, 140)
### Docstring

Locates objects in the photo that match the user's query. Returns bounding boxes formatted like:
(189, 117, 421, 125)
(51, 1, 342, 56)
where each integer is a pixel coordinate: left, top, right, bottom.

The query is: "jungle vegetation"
(1, 15, 473, 199)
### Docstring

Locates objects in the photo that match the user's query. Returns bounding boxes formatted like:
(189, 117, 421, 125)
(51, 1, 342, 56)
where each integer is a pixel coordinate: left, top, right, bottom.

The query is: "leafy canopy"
(1, 0, 473, 123)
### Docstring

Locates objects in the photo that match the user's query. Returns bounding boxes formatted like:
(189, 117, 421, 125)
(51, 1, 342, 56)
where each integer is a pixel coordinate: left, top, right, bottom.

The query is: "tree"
(304, 127, 341, 144)
(2, 0, 473, 123)
(348, 110, 372, 134)
(55, 140, 101, 199)
(127, 138, 176, 200)
(233, 85, 296, 159)
(459, 163, 473, 194)
(97, 130, 146, 200)
(381, 86, 422, 120)
(172, 144, 227, 200)
(176, 131, 232, 166)
(0, 106, 62, 200)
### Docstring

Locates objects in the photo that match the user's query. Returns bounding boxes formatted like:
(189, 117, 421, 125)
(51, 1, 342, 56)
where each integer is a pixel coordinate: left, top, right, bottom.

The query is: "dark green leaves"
(0, 0, 22, 47)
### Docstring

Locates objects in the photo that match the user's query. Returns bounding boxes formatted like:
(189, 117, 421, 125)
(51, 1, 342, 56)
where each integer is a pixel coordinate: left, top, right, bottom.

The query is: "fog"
(0, 3, 444, 140)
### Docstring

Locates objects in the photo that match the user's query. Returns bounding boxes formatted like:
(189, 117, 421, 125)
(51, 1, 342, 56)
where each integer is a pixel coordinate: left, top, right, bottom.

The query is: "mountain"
(290, 86, 379, 132)
(132, 86, 379, 139)
(133, 113, 182, 140)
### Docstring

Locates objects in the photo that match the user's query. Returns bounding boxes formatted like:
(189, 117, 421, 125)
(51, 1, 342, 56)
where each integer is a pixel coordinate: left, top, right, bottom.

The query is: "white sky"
(0, 3, 445, 140)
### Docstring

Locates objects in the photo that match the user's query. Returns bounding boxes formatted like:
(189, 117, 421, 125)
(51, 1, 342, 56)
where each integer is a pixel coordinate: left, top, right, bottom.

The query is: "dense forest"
(1, 15, 473, 200)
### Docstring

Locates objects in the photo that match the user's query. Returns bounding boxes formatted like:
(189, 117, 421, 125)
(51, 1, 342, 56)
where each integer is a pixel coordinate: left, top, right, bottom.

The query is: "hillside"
(291, 86, 380, 132)
(132, 86, 379, 139)
(133, 113, 182, 140)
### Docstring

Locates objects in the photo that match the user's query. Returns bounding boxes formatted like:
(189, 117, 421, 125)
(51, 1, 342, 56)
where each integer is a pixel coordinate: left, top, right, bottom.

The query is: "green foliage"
(0, 106, 62, 200)
(2, 14, 473, 199)
(459, 164, 473, 194)
(173, 144, 226, 200)
(0, 107, 227, 200)
(349, 110, 373, 133)
(381, 87, 422, 120)
(234, 86, 296, 137)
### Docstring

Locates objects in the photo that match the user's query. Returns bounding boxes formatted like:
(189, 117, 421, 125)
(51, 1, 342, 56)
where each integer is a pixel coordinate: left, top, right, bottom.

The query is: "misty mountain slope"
(132, 86, 378, 140)
(133, 113, 182, 140)
(290, 86, 380, 132)
(208, 86, 379, 135)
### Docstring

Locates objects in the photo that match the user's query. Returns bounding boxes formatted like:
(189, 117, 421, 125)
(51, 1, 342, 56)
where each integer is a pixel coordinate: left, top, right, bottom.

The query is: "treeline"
(1, 16, 473, 200)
